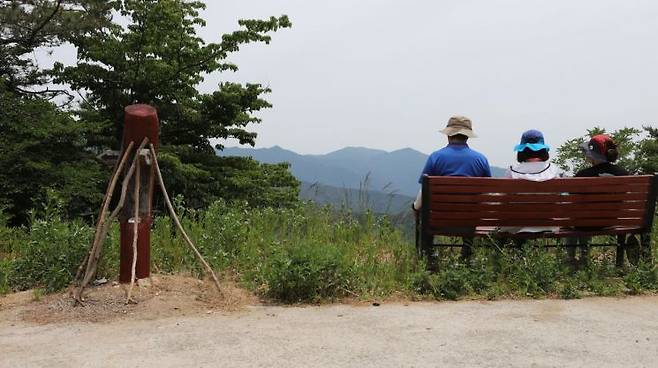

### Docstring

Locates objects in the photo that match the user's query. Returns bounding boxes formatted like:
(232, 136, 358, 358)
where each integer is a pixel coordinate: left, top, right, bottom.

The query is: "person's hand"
(411, 204, 419, 220)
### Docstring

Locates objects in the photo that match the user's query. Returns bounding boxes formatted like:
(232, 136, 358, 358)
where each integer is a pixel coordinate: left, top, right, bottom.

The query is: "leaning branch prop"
(74, 139, 222, 304)
(149, 144, 223, 295)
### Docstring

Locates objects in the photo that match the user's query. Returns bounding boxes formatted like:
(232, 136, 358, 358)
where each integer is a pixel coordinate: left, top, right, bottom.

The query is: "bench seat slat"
(431, 226, 645, 238)
(430, 209, 644, 220)
(426, 175, 652, 186)
(430, 193, 647, 204)
(429, 218, 644, 228)
(429, 183, 648, 194)
(430, 202, 647, 212)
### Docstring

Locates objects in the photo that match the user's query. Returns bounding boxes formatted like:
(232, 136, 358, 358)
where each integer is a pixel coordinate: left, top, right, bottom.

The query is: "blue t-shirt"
(418, 143, 492, 183)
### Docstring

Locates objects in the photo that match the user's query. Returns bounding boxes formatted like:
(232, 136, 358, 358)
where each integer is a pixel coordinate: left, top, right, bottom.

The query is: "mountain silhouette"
(218, 145, 506, 197)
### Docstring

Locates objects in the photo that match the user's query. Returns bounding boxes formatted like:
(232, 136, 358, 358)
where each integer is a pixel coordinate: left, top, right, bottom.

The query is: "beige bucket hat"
(440, 116, 477, 138)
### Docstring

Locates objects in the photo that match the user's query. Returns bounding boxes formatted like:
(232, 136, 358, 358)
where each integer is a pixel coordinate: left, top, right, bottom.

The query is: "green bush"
(494, 245, 561, 297)
(263, 243, 354, 303)
(9, 216, 92, 293)
(624, 261, 658, 294)
(0, 259, 10, 295)
(1, 198, 657, 301)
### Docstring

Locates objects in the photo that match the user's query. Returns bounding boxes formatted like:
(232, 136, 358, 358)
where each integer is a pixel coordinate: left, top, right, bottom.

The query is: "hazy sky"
(198, 0, 658, 166)
(43, 0, 658, 166)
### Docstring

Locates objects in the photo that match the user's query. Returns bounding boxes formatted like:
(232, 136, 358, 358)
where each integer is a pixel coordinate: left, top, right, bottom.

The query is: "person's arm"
(412, 188, 422, 211)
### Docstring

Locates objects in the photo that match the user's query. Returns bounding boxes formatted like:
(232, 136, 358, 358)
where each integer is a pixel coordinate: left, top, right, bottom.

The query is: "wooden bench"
(415, 175, 658, 266)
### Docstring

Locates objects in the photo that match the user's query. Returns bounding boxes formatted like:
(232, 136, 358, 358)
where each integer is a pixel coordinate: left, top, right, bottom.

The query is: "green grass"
(1, 200, 657, 303)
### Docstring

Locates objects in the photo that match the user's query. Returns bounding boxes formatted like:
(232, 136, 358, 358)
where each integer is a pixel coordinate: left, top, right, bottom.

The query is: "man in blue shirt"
(413, 115, 492, 261)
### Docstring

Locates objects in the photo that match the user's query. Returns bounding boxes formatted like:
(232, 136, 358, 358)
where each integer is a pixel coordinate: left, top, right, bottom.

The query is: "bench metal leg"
(460, 237, 474, 261)
(415, 216, 421, 258)
(616, 234, 626, 268)
(580, 238, 590, 268)
(421, 233, 437, 271)
(641, 233, 653, 263)
(566, 237, 590, 269)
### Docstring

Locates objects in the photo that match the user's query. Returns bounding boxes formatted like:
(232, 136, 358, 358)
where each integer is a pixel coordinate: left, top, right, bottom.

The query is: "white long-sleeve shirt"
(502, 161, 560, 233)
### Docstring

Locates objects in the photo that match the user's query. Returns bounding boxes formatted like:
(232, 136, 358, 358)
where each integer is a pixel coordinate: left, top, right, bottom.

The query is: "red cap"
(580, 134, 615, 162)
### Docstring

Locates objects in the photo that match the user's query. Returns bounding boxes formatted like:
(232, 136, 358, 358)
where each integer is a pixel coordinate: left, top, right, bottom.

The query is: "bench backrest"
(421, 175, 658, 232)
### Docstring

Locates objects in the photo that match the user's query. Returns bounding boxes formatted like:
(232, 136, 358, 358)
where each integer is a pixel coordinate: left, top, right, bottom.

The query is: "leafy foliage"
(0, 0, 113, 98)
(50, 0, 298, 208)
(156, 147, 300, 209)
(2, 201, 657, 300)
(264, 243, 353, 303)
(53, 0, 292, 151)
(555, 126, 658, 175)
(0, 1, 113, 223)
(554, 127, 642, 174)
(2, 0, 298, 222)
(636, 126, 658, 174)
(7, 194, 93, 292)
(0, 92, 105, 224)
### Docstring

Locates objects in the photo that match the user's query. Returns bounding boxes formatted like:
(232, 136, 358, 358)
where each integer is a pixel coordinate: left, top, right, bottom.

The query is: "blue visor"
(514, 143, 550, 152)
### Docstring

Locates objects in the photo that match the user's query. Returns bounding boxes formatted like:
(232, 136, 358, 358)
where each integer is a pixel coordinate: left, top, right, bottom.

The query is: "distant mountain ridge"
(217, 145, 506, 197)
(299, 182, 414, 214)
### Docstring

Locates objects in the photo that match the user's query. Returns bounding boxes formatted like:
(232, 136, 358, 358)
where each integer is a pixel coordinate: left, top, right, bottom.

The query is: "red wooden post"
(119, 104, 159, 283)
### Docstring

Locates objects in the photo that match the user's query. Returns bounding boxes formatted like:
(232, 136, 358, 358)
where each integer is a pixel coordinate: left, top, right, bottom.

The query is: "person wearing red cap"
(576, 134, 629, 178)
(569, 134, 637, 267)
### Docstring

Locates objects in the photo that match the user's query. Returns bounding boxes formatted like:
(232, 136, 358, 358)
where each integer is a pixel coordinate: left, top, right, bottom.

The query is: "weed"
(9, 215, 92, 293)
(263, 243, 353, 303)
(0, 259, 10, 295)
(32, 288, 44, 301)
(1, 199, 657, 302)
(558, 279, 581, 299)
(624, 261, 658, 294)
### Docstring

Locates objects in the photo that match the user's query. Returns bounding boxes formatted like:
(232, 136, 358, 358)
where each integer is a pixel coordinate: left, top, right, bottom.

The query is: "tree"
(53, 0, 291, 152)
(1, 0, 114, 98)
(1, 0, 298, 222)
(51, 0, 299, 209)
(555, 126, 657, 175)
(555, 127, 639, 174)
(637, 126, 658, 174)
(157, 147, 299, 210)
(1, 1, 113, 224)
(0, 91, 106, 224)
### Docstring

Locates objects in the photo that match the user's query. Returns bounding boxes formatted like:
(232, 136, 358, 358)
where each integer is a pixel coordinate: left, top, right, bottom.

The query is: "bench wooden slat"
(430, 202, 647, 212)
(429, 218, 645, 228)
(426, 175, 652, 186)
(429, 183, 648, 194)
(430, 193, 647, 204)
(430, 209, 645, 220)
(432, 226, 645, 238)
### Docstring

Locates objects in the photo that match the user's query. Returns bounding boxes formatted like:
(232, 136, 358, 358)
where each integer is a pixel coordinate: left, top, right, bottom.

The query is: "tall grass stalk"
(0, 201, 656, 303)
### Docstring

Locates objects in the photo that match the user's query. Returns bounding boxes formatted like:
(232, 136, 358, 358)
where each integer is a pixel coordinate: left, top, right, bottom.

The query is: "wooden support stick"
(149, 144, 223, 296)
(126, 157, 141, 304)
(75, 138, 149, 303)
(75, 142, 135, 282)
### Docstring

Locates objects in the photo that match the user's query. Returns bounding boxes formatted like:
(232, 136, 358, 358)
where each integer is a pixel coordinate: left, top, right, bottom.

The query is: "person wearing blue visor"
(502, 129, 560, 234)
(506, 129, 559, 182)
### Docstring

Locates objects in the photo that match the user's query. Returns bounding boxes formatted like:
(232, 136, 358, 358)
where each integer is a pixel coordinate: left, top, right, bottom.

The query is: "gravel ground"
(1, 296, 657, 368)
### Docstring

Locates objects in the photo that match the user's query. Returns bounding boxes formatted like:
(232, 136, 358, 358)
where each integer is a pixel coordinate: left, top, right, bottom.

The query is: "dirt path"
(1, 295, 657, 368)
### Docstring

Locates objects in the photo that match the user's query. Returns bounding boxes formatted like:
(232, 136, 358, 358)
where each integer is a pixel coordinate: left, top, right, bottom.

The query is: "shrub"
(263, 243, 354, 303)
(9, 216, 92, 293)
(0, 259, 10, 295)
(495, 244, 561, 297)
(624, 261, 658, 294)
